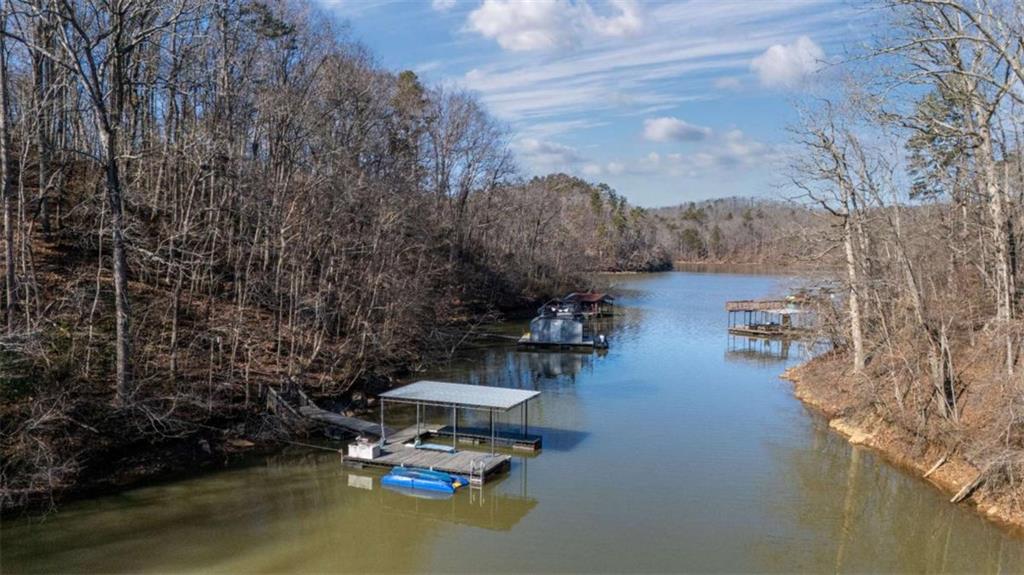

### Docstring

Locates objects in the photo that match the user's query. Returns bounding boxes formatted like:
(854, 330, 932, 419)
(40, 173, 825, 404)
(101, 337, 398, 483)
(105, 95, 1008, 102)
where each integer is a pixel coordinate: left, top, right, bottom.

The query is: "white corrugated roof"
(379, 380, 540, 411)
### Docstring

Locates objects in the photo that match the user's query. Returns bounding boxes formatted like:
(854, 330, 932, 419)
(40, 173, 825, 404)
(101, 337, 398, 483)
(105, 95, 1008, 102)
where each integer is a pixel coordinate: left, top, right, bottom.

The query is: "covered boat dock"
(564, 291, 615, 317)
(379, 381, 542, 452)
(344, 381, 542, 484)
(725, 299, 812, 337)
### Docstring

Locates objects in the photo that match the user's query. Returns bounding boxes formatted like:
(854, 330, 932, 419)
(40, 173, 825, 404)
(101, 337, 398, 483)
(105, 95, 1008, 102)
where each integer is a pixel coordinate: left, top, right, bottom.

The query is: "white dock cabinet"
(348, 440, 380, 459)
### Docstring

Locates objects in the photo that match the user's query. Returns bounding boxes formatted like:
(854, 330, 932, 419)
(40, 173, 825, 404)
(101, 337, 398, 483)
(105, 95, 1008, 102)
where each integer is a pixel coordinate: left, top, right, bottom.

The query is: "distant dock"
(725, 298, 813, 338)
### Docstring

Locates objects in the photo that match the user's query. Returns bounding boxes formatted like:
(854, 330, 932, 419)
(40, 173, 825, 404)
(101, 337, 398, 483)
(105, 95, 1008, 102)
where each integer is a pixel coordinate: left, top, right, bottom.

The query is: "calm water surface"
(4, 272, 1023, 573)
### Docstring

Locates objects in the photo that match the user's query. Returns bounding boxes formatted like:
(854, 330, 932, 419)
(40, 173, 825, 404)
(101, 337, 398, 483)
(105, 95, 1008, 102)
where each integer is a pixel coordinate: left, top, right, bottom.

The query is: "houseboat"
(518, 315, 608, 349)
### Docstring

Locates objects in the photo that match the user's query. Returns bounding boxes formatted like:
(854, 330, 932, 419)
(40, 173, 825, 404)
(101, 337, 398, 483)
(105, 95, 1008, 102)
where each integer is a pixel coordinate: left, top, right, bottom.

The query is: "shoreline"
(782, 361, 1024, 537)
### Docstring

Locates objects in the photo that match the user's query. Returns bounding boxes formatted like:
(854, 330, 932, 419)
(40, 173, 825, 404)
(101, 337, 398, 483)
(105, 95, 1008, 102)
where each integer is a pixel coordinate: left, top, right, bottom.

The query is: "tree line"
(792, 0, 1024, 510)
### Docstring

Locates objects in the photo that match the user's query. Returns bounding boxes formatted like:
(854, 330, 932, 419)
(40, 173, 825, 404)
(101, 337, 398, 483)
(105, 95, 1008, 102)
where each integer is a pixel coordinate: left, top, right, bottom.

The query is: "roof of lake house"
(565, 292, 614, 304)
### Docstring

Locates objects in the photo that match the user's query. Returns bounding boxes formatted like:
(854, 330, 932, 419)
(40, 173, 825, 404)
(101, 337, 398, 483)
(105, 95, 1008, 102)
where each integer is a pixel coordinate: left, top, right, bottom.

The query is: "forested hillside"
(479, 174, 672, 276)
(650, 197, 827, 264)
(0, 0, 667, 510)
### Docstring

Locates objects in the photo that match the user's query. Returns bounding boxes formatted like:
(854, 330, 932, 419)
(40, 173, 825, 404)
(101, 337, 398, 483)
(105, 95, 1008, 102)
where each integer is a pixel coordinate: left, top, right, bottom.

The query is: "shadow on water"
(723, 335, 831, 367)
(725, 335, 796, 365)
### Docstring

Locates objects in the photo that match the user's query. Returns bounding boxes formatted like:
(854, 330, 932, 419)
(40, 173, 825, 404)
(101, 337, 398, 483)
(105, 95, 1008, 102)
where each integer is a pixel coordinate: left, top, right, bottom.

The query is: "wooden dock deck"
(433, 425, 542, 451)
(728, 325, 810, 338)
(343, 425, 512, 483)
(517, 336, 607, 350)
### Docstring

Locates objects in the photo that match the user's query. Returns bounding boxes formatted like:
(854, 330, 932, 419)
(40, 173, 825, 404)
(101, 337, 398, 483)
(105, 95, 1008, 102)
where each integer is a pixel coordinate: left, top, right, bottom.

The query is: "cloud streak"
(458, 2, 852, 122)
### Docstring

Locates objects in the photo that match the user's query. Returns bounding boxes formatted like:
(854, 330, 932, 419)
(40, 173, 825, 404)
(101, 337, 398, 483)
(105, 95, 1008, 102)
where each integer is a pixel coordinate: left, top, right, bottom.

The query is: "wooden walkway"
(343, 425, 512, 483)
(299, 405, 391, 438)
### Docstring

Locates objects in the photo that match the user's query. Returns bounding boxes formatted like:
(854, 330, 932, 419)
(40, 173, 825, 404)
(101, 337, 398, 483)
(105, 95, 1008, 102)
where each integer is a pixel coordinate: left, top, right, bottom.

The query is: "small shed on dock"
(378, 381, 542, 453)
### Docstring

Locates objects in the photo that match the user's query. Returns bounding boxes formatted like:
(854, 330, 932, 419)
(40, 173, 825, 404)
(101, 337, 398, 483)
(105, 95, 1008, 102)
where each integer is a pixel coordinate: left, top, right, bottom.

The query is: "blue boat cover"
(381, 467, 469, 493)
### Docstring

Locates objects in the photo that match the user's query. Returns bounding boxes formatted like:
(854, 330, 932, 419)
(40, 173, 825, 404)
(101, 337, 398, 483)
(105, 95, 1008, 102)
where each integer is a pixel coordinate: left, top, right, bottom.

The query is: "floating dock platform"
(516, 335, 607, 350)
(344, 425, 512, 482)
(727, 325, 812, 337)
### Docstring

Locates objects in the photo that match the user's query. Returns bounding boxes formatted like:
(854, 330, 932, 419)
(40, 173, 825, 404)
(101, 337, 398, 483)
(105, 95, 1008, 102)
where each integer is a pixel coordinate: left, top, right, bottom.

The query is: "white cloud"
(431, 0, 456, 11)
(514, 137, 584, 167)
(643, 116, 712, 142)
(466, 0, 643, 52)
(750, 35, 824, 89)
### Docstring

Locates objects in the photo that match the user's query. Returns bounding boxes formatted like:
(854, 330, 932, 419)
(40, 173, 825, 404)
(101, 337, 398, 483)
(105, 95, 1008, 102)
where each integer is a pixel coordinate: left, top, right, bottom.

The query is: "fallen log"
(950, 467, 988, 504)
(923, 453, 948, 478)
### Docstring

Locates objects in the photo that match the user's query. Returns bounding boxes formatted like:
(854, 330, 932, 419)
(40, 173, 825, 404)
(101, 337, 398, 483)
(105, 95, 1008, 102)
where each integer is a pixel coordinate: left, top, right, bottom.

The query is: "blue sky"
(317, 0, 872, 207)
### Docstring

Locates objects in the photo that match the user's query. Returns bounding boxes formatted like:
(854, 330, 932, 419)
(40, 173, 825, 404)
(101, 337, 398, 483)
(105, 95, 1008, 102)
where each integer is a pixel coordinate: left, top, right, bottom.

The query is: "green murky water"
(3, 272, 1022, 573)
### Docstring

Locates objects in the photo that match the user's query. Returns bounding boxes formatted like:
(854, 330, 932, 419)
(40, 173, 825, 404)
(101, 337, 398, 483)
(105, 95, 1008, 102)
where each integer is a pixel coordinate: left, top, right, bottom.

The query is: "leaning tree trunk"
(842, 194, 866, 373)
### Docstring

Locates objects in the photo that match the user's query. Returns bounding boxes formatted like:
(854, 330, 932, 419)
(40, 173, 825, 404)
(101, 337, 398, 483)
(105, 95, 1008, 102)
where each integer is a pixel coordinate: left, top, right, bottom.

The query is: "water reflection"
(375, 476, 537, 532)
(758, 414, 1024, 572)
(724, 335, 832, 370)
(725, 335, 794, 364)
(433, 346, 595, 392)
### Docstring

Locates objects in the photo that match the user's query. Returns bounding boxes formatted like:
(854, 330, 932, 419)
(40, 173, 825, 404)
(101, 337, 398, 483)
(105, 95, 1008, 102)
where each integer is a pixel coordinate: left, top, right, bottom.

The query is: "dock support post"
(490, 409, 495, 455)
(452, 406, 458, 449)
(380, 399, 386, 443)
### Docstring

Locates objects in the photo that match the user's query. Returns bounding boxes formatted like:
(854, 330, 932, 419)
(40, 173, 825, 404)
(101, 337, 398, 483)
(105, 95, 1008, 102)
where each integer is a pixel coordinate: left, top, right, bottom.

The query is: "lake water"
(4, 272, 1022, 573)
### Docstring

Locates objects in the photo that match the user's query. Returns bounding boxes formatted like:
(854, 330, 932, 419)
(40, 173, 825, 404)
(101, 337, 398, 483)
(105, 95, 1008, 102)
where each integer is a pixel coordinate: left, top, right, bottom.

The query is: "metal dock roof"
(379, 380, 540, 411)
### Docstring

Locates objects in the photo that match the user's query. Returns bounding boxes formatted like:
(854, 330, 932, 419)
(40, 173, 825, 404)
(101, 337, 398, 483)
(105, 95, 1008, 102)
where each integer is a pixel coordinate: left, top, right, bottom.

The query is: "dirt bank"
(783, 357, 1024, 536)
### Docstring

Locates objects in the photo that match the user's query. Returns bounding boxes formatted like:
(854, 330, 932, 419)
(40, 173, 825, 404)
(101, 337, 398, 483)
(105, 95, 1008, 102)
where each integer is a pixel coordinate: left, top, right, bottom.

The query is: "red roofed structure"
(563, 291, 615, 317)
